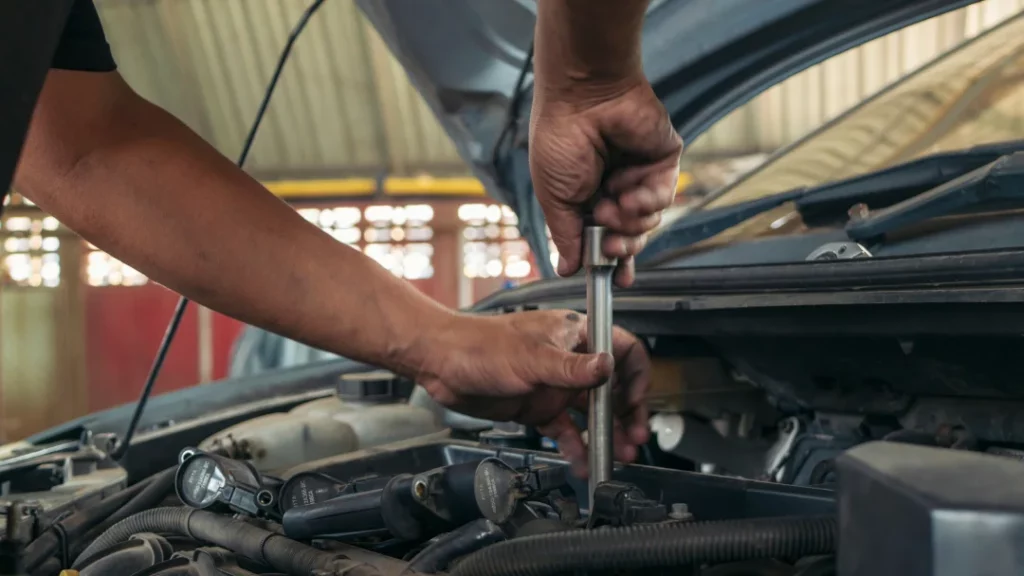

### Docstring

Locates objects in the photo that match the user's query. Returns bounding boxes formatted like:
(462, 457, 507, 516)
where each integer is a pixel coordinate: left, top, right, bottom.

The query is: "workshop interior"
(7, 0, 1024, 575)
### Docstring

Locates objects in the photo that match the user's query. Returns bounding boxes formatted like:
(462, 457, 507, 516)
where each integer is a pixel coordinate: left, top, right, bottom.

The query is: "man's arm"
(15, 70, 451, 375)
(529, 0, 682, 286)
(534, 0, 647, 100)
(16, 69, 653, 473)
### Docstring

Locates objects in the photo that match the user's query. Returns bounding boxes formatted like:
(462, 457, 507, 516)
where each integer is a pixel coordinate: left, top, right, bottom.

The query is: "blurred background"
(3, 0, 1023, 442)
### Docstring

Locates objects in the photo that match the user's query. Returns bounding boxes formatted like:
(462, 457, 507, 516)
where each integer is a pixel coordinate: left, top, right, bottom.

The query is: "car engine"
(3, 360, 1024, 576)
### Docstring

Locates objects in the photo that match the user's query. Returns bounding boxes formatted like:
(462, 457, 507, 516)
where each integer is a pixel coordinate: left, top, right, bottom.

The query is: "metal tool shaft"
(583, 226, 616, 501)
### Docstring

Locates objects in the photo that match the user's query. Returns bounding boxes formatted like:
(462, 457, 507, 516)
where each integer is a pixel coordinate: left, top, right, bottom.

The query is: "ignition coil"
(280, 457, 575, 542)
(174, 448, 282, 519)
(588, 481, 669, 528)
(281, 472, 430, 541)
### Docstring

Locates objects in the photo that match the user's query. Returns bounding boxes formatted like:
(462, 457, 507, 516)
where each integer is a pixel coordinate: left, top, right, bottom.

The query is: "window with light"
(459, 203, 534, 279)
(299, 204, 435, 280)
(1, 213, 62, 288)
(85, 245, 148, 287)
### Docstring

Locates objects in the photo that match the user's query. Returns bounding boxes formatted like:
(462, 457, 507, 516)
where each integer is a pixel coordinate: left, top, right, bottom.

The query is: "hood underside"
(356, 0, 981, 272)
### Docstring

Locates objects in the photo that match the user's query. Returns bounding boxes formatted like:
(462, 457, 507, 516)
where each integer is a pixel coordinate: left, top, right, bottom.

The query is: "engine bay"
(4, 338, 1024, 576)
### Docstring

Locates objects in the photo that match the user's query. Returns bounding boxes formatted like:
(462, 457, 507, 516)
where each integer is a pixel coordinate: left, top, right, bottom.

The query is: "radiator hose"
(72, 507, 381, 576)
(450, 515, 837, 576)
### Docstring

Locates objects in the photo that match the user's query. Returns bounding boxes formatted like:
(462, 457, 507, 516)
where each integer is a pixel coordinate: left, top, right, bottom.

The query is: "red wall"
(83, 278, 448, 413)
(212, 308, 243, 378)
(83, 280, 450, 412)
(84, 284, 244, 412)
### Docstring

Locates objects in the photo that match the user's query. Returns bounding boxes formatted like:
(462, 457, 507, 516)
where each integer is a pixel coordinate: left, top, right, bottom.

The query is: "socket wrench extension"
(583, 226, 616, 502)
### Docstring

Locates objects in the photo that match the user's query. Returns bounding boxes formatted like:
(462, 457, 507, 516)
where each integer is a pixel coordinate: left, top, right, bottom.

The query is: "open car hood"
(356, 0, 978, 275)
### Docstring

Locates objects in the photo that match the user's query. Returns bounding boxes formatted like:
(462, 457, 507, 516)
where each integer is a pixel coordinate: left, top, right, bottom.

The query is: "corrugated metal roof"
(687, 0, 1024, 159)
(97, 0, 1024, 181)
(96, 0, 464, 180)
(705, 8, 1024, 212)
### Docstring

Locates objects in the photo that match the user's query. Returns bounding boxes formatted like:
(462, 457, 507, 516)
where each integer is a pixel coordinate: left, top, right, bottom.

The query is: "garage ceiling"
(96, 0, 465, 181)
(96, 0, 1024, 182)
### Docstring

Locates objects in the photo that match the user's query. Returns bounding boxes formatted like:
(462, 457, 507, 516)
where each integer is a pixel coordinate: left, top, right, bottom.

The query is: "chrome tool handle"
(583, 226, 616, 502)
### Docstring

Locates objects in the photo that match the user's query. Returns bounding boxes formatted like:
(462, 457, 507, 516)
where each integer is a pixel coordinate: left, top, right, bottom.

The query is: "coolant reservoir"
(200, 372, 441, 471)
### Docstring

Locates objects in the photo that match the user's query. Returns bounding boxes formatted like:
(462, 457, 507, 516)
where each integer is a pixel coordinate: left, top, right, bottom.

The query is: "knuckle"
(551, 232, 575, 250)
(628, 235, 649, 254)
(561, 356, 578, 379)
(627, 220, 651, 235)
(562, 353, 591, 382)
(594, 201, 620, 222)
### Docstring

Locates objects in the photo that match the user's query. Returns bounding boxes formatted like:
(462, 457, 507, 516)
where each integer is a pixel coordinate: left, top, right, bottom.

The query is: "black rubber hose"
(21, 477, 152, 571)
(701, 559, 797, 576)
(29, 557, 60, 576)
(793, 556, 836, 576)
(68, 466, 176, 560)
(72, 507, 382, 576)
(450, 516, 837, 576)
(406, 519, 506, 574)
(108, 467, 176, 526)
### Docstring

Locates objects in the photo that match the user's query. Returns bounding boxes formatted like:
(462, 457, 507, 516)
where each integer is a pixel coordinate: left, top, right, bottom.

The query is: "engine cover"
(837, 441, 1024, 576)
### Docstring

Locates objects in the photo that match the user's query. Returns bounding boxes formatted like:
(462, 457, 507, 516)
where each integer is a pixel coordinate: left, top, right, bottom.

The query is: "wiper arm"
(846, 152, 1024, 241)
(796, 139, 1024, 226)
(637, 140, 1024, 266)
(639, 188, 806, 264)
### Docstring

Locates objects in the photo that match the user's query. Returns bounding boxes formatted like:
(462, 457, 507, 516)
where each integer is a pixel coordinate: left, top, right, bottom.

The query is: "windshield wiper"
(846, 152, 1024, 241)
(640, 188, 807, 263)
(795, 139, 1024, 226)
(638, 139, 1024, 265)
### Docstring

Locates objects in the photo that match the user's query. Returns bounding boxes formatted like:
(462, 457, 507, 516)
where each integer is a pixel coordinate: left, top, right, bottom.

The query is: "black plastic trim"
(474, 249, 1024, 312)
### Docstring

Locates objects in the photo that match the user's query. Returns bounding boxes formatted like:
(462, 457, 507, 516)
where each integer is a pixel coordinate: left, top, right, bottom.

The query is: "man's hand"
(415, 310, 650, 477)
(530, 80, 683, 286)
(529, 0, 683, 287)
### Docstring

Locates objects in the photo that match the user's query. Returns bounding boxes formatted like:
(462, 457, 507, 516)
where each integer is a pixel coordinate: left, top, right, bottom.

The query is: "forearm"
(15, 75, 452, 376)
(534, 0, 649, 99)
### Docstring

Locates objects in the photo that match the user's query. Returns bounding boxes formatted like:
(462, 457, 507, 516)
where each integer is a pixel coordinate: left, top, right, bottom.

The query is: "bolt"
(669, 502, 692, 521)
(413, 479, 428, 500)
(848, 203, 870, 220)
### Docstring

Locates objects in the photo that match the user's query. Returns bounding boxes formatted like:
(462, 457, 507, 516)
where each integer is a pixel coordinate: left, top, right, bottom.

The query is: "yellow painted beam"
(263, 173, 693, 200)
(384, 176, 487, 196)
(265, 178, 376, 198)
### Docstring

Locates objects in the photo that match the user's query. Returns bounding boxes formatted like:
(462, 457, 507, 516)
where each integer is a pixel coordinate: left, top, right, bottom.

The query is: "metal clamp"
(764, 417, 801, 482)
(806, 242, 872, 261)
